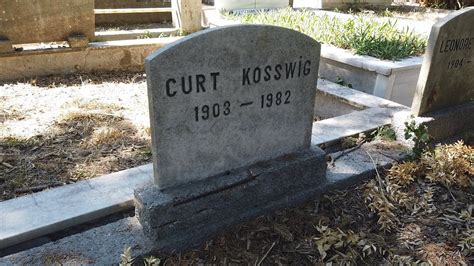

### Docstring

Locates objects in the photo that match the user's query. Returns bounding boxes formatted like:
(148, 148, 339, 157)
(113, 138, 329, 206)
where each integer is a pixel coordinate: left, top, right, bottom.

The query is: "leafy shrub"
(404, 116, 431, 159)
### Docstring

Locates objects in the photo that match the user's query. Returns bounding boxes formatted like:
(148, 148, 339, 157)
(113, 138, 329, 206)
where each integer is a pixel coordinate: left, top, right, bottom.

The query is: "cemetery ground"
(1, 73, 472, 264)
(0, 72, 151, 201)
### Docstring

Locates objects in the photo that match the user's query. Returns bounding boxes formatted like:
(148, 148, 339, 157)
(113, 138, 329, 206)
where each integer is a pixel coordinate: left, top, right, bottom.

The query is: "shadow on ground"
(0, 110, 151, 201)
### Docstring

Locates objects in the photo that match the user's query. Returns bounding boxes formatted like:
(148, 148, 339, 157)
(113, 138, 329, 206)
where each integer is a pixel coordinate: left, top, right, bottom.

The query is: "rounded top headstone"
(146, 25, 321, 189)
(412, 7, 474, 116)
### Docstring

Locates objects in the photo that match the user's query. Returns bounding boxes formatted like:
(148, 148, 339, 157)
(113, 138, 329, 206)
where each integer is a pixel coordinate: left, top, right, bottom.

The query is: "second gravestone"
(135, 25, 327, 252)
(412, 7, 474, 116)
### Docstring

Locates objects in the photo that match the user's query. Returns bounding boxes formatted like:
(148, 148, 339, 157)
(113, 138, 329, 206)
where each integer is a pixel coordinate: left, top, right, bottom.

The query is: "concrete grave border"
(0, 38, 181, 82)
(202, 7, 426, 107)
(0, 4, 425, 108)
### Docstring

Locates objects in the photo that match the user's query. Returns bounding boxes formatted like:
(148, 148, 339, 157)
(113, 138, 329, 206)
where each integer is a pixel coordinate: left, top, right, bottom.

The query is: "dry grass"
(138, 142, 472, 265)
(0, 72, 151, 201)
(152, 183, 471, 264)
(0, 110, 151, 200)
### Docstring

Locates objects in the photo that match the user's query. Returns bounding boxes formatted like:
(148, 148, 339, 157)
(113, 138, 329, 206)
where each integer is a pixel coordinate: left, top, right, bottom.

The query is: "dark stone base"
(423, 102, 474, 143)
(392, 101, 474, 147)
(134, 146, 327, 253)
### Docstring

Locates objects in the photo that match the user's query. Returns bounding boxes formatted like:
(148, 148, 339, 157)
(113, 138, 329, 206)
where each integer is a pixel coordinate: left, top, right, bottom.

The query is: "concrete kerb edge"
(0, 37, 182, 82)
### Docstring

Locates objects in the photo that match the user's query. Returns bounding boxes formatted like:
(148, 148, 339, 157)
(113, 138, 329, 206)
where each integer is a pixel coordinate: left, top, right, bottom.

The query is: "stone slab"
(93, 28, 179, 42)
(0, 37, 180, 82)
(317, 79, 407, 109)
(0, 217, 151, 265)
(412, 7, 474, 116)
(0, 164, 153, 250)
(0, 0, 95, 45)
(312, 108, 395, 146)
(312, 80, 408, 145)
(321, 45, 423, 77)
(1, 141, 408, 264)
(146, 25, 320, 189)
(135, 147, 326, 252)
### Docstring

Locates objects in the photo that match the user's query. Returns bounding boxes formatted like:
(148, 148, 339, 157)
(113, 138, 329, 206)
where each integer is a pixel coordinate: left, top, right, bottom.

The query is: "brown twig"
(329, 140, 366, 166)
(366, 151, 389, 203)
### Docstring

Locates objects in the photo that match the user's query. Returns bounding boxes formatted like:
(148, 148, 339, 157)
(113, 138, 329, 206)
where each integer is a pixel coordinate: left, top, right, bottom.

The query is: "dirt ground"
(0, 72, 151, 201)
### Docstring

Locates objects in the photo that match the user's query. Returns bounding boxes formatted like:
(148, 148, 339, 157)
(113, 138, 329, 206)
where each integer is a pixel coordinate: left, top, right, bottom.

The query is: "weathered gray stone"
(134, 147, 326, 252)
(0, 0, 94, 45)
(137, 25, 324, 253)
(0, 164, 153, 250)
(146, 25, 321, 189)
(412, 7, 474, 116)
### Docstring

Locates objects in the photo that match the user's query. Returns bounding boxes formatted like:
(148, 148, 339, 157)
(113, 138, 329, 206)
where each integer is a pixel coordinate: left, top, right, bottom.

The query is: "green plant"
(381, 8, 394, 17)
(119, 247, 161, 266)
(424, 0, 449, 9)
(335, 76, 353, 88)
(177, 29, 189, 36)
(230, 8, 427, 60)
(371, 126, 396, 141)
(404, 115, 431, 158)
(137, 31, 153, 39)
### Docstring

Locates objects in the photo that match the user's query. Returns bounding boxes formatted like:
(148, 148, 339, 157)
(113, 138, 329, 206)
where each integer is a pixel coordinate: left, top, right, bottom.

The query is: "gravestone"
(412, 7, 474, 116)
(135, 25, 326, 252)
(147, 25, 319, 189)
